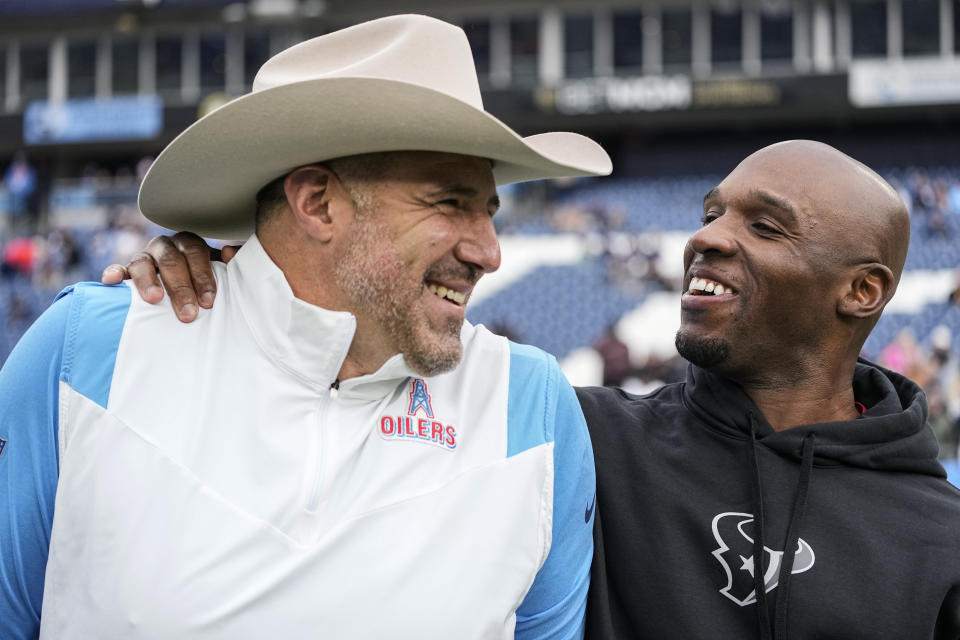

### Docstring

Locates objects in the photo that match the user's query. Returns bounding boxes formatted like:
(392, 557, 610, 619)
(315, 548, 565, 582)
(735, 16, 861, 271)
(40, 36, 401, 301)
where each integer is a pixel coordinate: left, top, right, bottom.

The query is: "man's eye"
(700, 213, 719, 226)
(437, 199, 460, 209)
(753, 221, 781, 234)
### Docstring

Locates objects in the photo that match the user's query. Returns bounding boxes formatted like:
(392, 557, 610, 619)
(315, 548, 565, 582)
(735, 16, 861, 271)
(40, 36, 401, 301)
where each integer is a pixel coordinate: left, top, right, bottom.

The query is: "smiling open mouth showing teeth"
(687, 277, 733, 296)
(428, 283, 466, 305)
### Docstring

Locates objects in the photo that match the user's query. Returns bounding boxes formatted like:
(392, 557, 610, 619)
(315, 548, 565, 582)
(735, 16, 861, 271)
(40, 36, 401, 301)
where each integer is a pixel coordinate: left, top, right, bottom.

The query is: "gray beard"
(333, 211, 464, 378)
(674, 329, 730, 370)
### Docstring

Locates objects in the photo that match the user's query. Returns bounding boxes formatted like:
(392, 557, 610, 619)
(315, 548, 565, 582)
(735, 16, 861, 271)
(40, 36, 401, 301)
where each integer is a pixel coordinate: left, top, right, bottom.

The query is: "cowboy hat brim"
(139, 77, 612, 240)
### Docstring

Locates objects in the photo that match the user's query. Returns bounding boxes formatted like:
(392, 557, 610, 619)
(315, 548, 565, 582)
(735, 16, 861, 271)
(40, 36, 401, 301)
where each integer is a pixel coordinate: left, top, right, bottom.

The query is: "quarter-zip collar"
(229, 235, 424, 394)
(230, 235, 356, 390)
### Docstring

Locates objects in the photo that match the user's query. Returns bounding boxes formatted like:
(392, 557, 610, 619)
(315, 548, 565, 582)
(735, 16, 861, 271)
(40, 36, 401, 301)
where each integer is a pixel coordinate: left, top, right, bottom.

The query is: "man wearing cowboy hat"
(0, 15, 611, 639)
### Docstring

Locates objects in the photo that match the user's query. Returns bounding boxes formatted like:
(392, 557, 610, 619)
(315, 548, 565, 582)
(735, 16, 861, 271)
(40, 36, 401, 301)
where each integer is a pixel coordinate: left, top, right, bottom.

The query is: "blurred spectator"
(877, 327, 937, 388)
(37, 228, 84, 288)
(88, 208, 153, 277)
(926, 326, 960, 460)
(3, 152, 38, 232)
(593, 325, 632, 387)
(950, 267, 960, 307)
(1, 236, 40, 278)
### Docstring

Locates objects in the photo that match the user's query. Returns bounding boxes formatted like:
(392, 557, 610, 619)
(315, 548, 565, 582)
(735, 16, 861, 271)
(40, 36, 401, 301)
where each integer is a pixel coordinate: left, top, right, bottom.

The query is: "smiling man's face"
(674, 143, 857, 386)
(332, 151, 501, 377)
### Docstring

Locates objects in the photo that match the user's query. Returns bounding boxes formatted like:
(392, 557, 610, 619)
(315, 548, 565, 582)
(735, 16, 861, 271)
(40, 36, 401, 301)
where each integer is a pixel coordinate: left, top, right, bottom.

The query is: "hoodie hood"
(682, 357, 944, 478)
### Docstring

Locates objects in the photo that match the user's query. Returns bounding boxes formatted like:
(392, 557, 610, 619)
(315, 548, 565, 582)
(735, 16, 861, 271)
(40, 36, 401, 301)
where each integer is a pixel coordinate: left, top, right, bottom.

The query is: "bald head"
(739, 140, 910, 287)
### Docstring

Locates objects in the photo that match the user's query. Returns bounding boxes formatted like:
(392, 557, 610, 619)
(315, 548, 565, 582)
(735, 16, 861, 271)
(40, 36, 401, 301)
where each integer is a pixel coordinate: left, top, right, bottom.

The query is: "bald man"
(581, 140, 960, 639)
(104, 141, 960, 638)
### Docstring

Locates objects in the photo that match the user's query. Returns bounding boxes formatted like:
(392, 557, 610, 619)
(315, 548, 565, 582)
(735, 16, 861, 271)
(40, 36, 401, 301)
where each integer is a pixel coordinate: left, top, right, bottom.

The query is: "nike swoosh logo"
(585, 493, 596, 523)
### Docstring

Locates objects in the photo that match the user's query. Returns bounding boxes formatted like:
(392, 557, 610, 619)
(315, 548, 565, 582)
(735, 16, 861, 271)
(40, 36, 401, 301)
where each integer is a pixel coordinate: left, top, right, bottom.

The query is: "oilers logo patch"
(379, 379, 457, 450)
(408, 378, 434, 418)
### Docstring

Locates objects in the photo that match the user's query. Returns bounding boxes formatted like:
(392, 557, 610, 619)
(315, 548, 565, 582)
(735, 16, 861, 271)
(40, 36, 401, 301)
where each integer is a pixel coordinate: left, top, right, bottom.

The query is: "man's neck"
(336, 354, 383, 382)
(335, 316, 401, 382)
(742, 381, 860, 431)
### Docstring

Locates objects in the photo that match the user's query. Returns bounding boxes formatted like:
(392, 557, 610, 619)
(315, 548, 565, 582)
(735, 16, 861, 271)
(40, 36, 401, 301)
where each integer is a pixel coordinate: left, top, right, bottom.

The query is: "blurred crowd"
(890, 169, 960, 240)
(877, 326, 960, 460)
(0, 152, 158, 359)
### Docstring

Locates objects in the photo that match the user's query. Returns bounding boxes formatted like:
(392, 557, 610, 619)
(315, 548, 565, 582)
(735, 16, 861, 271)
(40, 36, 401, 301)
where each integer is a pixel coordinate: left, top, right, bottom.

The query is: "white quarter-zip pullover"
(0, 236, 595, 640)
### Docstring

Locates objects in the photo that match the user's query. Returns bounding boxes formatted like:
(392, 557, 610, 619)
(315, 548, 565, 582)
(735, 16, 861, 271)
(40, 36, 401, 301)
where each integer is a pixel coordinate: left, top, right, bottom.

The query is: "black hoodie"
(580, 359, 960, 640)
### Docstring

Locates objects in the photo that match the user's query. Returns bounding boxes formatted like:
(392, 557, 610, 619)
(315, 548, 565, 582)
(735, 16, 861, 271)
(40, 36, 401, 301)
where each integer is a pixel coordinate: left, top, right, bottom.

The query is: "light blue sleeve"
(0, 292, 70, 639)
(507, 342, 595, 640)
(0, 283, 130, 639)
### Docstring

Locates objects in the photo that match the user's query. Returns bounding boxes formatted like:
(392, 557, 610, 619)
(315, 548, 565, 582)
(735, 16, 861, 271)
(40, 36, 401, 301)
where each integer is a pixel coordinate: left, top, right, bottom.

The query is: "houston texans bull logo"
(711, 512, 815, 607)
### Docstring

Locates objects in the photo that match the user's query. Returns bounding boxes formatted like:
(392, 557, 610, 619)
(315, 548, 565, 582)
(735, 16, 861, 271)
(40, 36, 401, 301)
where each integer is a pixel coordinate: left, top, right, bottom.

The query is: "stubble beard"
(333, 207, 463, 378)
(674, 327, 730, 371)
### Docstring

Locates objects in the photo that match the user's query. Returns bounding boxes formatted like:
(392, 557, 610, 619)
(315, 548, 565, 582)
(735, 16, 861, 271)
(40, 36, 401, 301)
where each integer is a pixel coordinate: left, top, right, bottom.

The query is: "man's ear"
(837, 263, 896, 318)
(283, 164, 346, 242)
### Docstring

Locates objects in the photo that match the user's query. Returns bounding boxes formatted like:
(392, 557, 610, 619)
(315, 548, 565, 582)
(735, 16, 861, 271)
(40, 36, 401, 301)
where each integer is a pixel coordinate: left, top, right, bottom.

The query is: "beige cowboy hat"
(138, 13, 612, 239)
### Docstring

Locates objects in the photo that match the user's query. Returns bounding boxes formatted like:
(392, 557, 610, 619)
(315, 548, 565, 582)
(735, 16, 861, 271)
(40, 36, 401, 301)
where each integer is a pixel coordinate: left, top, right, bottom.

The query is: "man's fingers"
(171, 232, 218, 309)
(126, 251, 165, 304)
(144, 235, 200, 322)
(124, 232, 222, 322)
(100, 264, 128, 285)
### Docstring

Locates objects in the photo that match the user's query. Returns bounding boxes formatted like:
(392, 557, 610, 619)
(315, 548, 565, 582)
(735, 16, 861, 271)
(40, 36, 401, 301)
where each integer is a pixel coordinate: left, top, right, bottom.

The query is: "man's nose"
(455, 213, 501, 274)
(686, 214, 738, 257)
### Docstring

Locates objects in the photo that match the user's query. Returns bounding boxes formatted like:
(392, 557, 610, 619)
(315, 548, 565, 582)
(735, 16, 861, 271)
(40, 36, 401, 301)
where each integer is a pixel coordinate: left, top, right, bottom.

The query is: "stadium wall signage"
(850, 60, 960, 108)
(23, 96, 163, 145)
(548, 74, 847, 116)
(552, 76, 692, 114)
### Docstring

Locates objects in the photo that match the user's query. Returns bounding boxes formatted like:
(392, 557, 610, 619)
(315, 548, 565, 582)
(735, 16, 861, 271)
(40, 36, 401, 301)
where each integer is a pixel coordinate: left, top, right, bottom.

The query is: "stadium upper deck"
(0, 0, 958, 173)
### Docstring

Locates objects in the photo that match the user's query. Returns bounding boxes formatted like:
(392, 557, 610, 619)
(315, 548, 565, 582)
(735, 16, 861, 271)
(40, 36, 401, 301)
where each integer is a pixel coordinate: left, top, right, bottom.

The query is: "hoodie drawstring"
(748, 413, 817, 640)
(748, 414, 772, 640)
(773, 432, 816, 640)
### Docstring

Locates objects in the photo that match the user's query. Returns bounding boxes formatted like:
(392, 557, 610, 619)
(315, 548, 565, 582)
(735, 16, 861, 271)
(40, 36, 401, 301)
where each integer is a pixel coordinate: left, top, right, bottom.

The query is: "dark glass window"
(20, 42, 48, 102)
(711, 7, 743, 65)
(851, 1, 887, 57)
(613, 10, 644, 71)
(463, 19, 490, 75)
(112, 38, 138, 95)
(199, 32, 226, 91)
(155, 35, 182, 94)
(510, 16, 539, 85)
(761, 8, 793, 61)
(565, 14, 594, 78)
(902, 0, 939, 55)
(956, 0, 960, 53)
(68, 40, 97, 98)
(662, 9, 692, 66)
(244, 31, 270, 87)
(0, 48, 6, 106)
